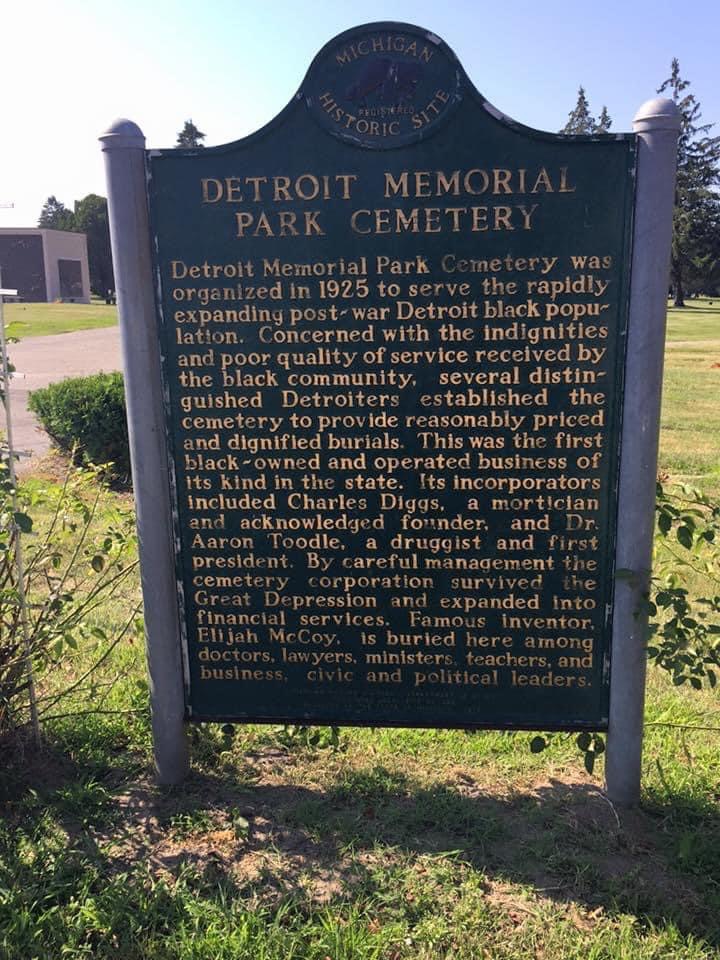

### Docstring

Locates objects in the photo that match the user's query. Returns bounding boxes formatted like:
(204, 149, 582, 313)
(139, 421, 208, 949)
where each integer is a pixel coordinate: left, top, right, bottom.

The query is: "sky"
(1, 0, 718, 227)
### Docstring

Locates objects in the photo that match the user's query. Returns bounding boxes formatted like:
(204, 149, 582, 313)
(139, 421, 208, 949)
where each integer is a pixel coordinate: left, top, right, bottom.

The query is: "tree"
(595, 106, 612, 134)
(658, 59, 720, 306)
(73, 194, 114, 298)
(176, 120, 206, 147)
(561, 86, 592, 134)
(38, 196, 75, 231)
(561, 87, 612, 134)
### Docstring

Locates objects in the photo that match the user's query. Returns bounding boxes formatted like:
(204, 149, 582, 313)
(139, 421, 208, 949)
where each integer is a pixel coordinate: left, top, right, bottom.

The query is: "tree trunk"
(672, 259, 685, 307)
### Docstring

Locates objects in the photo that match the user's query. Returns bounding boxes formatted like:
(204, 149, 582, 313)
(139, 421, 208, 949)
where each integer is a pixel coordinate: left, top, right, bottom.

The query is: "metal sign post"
(605, 99, 680, 805)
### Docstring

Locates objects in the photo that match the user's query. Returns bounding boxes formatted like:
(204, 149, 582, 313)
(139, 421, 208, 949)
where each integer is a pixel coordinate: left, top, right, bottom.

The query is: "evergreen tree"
(38, 196, 75, 231)
(658, 59, 720, 305)
(595, 106, 612, 134)
(176, 120, 206, 147)
(561, 87, 594, 134)
(561, 87, 612, 134)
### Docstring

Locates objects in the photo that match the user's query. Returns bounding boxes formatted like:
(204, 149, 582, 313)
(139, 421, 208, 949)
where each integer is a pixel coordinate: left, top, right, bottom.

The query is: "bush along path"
(29, 373, 129, 479)
(7, 326, 122, 466)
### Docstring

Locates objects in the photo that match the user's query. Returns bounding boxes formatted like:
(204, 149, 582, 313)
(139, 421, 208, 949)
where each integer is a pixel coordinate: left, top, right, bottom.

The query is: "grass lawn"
(0, 303, 718, 958)
(660, 298, 720, 497)
(3, 299, 117, 338)
(2, 669, 719, 959)
(665, 298, 720, 342)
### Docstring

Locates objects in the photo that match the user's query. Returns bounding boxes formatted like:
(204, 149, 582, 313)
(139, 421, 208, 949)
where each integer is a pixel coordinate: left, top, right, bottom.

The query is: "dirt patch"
(154, 828, 239, 870)
(14, 448, 72, 481)
(61, 755, 711, 934)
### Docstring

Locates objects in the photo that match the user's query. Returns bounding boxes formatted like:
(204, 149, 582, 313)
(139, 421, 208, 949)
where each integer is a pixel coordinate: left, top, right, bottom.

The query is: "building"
(0, 228, 91, 303)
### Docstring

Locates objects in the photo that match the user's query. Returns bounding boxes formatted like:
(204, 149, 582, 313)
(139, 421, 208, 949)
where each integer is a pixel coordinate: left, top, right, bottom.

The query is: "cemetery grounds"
(0, 300, 719, 959)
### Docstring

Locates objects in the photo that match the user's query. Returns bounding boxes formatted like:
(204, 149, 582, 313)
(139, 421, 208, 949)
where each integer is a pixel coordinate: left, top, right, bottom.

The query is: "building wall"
(0, 233, 47, 300)
(0, 228, 90, 303)
(42, 230, 90, 302)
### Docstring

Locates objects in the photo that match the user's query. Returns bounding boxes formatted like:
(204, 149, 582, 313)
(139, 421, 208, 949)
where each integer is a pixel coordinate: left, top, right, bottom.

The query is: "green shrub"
(650, 483, 720, 688)
(28, 373, 130, 477)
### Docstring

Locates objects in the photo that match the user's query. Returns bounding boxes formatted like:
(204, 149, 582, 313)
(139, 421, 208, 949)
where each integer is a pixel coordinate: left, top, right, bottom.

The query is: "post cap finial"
(633, 98, 681, 134)
(99, 118, 146, 150)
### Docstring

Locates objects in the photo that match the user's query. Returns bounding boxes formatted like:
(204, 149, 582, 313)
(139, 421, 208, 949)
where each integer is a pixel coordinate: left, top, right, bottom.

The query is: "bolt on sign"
(147, 22, 634, 729)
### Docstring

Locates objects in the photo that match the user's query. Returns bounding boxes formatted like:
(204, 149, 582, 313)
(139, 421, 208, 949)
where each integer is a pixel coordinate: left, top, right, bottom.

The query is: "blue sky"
(1, 0, 718, 227)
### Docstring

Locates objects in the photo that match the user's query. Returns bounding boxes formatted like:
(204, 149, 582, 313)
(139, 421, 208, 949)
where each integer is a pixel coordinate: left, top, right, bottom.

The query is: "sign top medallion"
(304, 22, 463, 149)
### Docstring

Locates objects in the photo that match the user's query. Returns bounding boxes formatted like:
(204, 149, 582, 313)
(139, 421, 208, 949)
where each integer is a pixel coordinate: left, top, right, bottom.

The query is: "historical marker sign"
(102, 24, 680, 797)
(145, 22, 637, 730)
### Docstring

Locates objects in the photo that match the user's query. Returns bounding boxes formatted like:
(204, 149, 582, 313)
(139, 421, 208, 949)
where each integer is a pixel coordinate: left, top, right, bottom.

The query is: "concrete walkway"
(6, 327, 122, 468)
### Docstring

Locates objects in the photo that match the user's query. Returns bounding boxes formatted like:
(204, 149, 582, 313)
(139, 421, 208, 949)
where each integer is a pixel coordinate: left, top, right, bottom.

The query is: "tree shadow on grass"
(3, 746, 720, 949)
(252, 768, 720, 946)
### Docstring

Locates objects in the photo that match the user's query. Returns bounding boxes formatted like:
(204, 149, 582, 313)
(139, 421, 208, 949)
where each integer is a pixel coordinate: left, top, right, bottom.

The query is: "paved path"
(6, 327, 122, 468)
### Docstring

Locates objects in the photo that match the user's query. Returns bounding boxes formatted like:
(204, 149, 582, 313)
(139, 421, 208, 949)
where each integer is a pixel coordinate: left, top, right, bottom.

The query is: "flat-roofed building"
(0, 228, 90, 302)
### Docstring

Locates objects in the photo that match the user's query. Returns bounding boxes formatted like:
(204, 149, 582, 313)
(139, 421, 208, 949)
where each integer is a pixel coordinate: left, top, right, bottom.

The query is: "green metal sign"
(147, 22, 636, 730)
